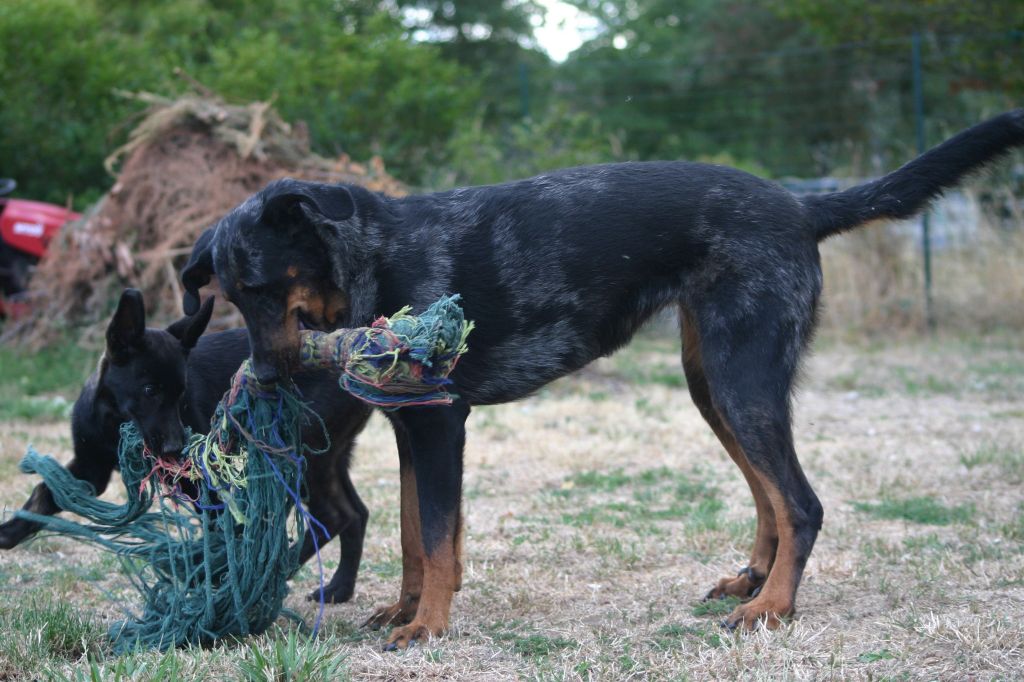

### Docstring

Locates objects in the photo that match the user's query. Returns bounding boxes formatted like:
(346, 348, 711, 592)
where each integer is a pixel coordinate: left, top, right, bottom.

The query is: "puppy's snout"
(252, 358, 280, 386)
(251, 344, 293, 386)
(160, 434, 184, 457)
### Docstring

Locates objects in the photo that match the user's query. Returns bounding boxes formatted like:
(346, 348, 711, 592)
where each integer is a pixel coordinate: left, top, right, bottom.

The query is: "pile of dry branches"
(5, 91, 404, 348)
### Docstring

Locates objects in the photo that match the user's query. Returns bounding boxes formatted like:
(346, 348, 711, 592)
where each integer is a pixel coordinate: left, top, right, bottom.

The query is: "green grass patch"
(488, 623, 577, 659)
(552, 467, 723, 541)
(1000, 505, 1024, 543)
(571, 468, 636, 491)
(2, 394, 74, 421)
(0, 341, 95, 421)
(857, 648, 896, 663)
(0, 342, 95, 395)
(892, 366, 958, 396)
(0, 593, 106, 673)
(653, 623, 729, 650)
(690, 596, 741, 617)
(237, 629, 348, 681)
(607, 336, 687, 389)
(959, 441, 1024, 482)
(57, 649, 187, 682)
(854, 496, 975, 526)
(364, 557, 404, 580)
(968, 359, 1024, 378)
(825, 372, 887, 397)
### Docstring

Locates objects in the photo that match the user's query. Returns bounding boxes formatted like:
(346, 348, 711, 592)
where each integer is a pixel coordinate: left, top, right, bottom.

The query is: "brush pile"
(4, 91, 404, 348)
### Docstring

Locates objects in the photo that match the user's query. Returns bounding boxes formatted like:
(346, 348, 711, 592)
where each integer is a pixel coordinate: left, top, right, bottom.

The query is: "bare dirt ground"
(1, 331, 1022, 680)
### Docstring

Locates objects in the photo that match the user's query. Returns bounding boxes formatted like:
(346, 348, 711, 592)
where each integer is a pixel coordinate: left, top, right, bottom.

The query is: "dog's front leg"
(380, 402, 468, 650)
(363, 428, 425, 629)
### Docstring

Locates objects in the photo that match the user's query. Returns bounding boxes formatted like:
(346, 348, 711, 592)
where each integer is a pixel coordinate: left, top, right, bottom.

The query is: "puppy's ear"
(181, 227, 216, 315)
(260, 179, 355, 228)
(106, 289, 146, 363)
(166, 295, 214, 351)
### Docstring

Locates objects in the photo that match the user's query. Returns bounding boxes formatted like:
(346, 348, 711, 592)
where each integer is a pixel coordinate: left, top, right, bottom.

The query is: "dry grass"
(819, 185, 1024, 335)
(1, 330, 1023, 680)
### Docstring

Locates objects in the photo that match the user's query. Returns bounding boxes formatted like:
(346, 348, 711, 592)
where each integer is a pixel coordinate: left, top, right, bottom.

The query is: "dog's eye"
(143, 384, 160, 398)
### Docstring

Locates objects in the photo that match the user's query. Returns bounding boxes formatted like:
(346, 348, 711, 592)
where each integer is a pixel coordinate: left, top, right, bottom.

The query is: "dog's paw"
(361, 597, 419, 631)
(382, 619, 443, 651)
(704, 566, 765, 601)
(721, 596, 792, 631)
(0, 518, 36, 550)
(307, 583, 354, 604)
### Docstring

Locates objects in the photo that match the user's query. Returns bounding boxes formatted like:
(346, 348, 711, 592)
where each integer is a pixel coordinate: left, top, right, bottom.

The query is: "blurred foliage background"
(1, 0, 1022, 206)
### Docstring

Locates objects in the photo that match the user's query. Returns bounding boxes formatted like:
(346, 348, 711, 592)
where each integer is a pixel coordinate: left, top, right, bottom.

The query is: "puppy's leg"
(301, 444, 369, 604)
(681, 308, 776, 599)
(382, 402, 468, 650)
(321, 467, 369, 604)
(0, 484, 55, 549)
(364, 426, 424, 630)
(693, 296, 822, 629)
(0, 456, 114, 549)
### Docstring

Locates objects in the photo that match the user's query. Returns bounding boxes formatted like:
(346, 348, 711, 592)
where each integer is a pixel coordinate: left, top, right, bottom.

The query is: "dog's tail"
(804, 109, 1024, 242)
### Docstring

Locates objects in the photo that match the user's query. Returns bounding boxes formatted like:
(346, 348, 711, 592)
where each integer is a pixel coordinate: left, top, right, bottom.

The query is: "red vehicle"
(0, 179, 80, 318)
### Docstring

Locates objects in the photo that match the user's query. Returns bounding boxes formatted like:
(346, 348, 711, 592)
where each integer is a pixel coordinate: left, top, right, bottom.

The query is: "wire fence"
(515, 31, 1024, 330)
(525, 30, 1022, 178)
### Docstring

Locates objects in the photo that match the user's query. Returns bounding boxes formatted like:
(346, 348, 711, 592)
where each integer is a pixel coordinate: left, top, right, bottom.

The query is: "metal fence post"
(912, 32, 935, 330)
(518, 62, 530, 119)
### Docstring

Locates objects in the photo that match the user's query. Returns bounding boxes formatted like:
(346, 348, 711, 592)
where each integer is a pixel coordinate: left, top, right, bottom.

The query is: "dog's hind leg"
(680, 308, 776, 600)
(690, 294, 823, 629)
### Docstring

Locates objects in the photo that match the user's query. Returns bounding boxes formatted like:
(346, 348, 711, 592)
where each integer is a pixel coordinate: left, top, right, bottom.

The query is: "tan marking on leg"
(706, 431, 777, 599)
(385, 528, 458, 649)
(682, 310, 777, 599)
(725, 475, 798, 629)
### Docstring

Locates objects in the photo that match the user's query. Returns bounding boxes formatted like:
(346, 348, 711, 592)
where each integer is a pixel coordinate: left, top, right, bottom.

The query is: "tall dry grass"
(818, 183, 1024, 335)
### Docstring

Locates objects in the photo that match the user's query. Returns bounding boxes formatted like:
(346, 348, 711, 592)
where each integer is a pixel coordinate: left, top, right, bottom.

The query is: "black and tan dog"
(180, 111, 1024, 648)
(0, 289, 373, 603)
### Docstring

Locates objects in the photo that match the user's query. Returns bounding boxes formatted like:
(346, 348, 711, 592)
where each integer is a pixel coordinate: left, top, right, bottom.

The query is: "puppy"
(0, 289, 372, 603)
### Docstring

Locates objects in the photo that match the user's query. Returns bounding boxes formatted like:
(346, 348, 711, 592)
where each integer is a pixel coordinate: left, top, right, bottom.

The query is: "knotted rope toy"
(14, 295, 472, 652)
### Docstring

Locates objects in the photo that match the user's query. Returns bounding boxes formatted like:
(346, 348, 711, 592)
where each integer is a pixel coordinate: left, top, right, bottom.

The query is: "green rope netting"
(14, 295, 471, 652)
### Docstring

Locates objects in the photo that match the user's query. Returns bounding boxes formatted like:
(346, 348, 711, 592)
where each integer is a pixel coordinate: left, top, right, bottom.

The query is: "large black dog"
(0, 289, 373, 603)
(181, 111, 1024, 648)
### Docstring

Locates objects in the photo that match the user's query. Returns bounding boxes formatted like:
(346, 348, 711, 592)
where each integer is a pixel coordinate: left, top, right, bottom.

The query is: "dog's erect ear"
(166, 295, 214, 351)
(181, 227, 216, 315)
(260, 180, 355, 229)
(106, 288, 146, 363)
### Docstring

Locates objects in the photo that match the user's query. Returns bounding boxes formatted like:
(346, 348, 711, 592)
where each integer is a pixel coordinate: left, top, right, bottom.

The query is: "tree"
(394, 0, 555, 121)
(1, 0, 481, 203)
(555, 0, 1024, 176)
(0, 0, 150, 204)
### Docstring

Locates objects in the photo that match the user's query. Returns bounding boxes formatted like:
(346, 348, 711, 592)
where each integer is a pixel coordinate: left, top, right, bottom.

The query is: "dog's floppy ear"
(260, 179, 355, 228)
(260, 179, 376, 325)
(181, 227, 216, 315)
(106, 288, 146, 364)
(166, 295, 214, 351)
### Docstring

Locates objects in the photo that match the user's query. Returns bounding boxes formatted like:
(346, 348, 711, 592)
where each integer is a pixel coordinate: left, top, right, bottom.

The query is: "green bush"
(0, 0, 148, 206)
(0, 0, 479, 204)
